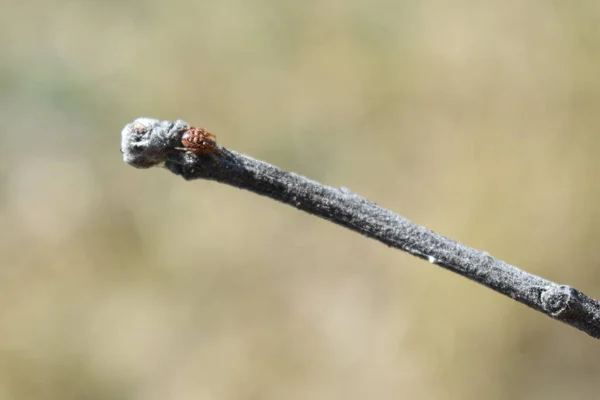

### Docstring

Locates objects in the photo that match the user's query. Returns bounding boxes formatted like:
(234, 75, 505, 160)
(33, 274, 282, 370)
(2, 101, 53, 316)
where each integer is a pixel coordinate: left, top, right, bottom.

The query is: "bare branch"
(121, 117, 600, 339)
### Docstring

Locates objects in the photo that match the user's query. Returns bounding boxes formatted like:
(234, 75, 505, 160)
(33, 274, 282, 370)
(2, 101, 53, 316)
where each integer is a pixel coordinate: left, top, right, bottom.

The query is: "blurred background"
(1, 0, 600, 399)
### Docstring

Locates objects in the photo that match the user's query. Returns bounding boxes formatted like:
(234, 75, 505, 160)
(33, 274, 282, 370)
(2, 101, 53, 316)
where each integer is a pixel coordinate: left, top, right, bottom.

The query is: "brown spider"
(175, 126, 223, 161)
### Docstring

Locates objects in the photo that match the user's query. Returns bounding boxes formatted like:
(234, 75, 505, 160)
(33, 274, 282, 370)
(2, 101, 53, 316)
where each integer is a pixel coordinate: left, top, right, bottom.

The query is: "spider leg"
(175, 147, 203, 154)
(210, 153, 221, 164)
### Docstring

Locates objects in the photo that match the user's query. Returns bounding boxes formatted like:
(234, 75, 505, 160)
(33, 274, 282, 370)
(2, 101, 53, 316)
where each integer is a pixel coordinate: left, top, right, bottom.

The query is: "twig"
(121, 117, 600, 340)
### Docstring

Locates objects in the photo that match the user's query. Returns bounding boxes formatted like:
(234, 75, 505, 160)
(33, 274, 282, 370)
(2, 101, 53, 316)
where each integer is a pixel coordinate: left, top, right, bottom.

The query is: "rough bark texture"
(121, 117, 600, 339)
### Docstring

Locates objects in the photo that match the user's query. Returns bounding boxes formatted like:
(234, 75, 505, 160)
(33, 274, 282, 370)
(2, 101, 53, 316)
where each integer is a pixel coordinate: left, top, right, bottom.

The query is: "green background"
(1, 1, 600, 398)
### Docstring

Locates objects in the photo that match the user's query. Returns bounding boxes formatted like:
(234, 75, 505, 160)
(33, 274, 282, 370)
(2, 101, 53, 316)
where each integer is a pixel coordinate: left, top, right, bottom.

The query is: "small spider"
(175, 126, 223, 161)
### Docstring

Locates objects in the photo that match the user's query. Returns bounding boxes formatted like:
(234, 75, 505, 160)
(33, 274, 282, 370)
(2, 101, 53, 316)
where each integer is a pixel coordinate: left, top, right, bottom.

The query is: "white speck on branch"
(121, 117, 600, 340)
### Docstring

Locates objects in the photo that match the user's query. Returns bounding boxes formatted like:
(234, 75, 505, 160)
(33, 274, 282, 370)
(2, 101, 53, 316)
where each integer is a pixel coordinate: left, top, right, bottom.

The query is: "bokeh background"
(2, 0, 600, 399)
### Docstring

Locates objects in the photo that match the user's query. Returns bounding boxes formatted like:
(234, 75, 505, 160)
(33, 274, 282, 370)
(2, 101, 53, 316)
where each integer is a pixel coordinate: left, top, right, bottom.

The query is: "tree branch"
(121, 117, 600, 339)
